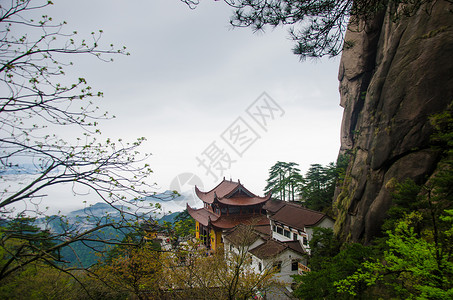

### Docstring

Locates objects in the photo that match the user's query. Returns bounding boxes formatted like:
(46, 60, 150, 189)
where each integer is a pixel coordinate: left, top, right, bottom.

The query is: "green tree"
(293, 227, 373, 299)
(264, 161, 303, 201)
(301, 162, 338, 211)
(306, 227, 341, 270)
(173, 209, 196, 238)
(96, 242, 163, 300)
(0, 260, 76, 300)
(336, 212, 453, 299)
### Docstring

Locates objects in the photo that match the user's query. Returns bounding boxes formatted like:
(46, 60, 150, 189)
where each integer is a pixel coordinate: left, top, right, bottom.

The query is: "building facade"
(187, 178, 270, 251)
(224, 198, 335, 288)
(188, 179, 335, 289)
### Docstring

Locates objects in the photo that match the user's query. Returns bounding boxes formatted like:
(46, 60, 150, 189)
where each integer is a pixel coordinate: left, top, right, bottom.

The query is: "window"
(272, 225, 277, 232)
(273, 261, 282, 273)
(284, 229, 291, 238)
(303, 236, 308, 246)
(277, 227, 283, 235)
(291, 260, 299, 271)
(259, 262, 262, 272)
(293, 232, 298, 241)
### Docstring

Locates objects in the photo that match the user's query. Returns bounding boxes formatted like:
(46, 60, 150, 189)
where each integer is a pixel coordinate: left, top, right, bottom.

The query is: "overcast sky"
(20, 0, 344, 213)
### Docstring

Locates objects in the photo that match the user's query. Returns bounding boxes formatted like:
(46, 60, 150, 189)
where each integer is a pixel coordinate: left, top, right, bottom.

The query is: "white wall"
(251, 249, 306, 287)
(306, 217, 335, 241)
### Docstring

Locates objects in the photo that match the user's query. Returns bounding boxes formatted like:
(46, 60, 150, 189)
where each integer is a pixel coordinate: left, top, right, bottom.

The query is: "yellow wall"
(195, 221, 200, 239)
(144, 231, 158, 240)
(210, 228, 224, 251)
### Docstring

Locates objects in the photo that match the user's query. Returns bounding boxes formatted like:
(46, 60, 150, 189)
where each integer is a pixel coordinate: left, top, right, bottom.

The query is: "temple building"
(224, 199, 335, 287)
(187, 178, 271, 251)
(187, 178, 335, 290)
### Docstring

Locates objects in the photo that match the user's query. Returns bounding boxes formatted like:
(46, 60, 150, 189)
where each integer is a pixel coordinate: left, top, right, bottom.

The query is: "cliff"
(334, 1, 453, 243)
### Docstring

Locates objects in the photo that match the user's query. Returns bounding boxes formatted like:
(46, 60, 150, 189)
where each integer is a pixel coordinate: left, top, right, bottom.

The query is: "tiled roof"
(254, 224, 271, 236)
(269, 200, 331, 230)
(263, 198, 286, 214)
(187, 204, 219, 226)
(284, 240, 305, 254)
(195, 179, 241, 201)
(224, 223, 271, 247)
(187, 204, 269, 229)
(216, 195, 270, 206)
(249, 238, 306, 259)
(195, 179, 270, 206)
(249, 239, 286, 259)
(223, 224, 262, 247)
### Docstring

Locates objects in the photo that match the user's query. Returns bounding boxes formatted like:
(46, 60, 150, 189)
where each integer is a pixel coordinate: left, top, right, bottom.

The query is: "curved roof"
(216, 195, 270, 206)
(263, 198, 287, 214)
(249, 239, 306, 259)
(187, 204, 269, 229)
(195, 179, 270, 206)
(187, 204, 219, 227)
(270, 201, 332, 229)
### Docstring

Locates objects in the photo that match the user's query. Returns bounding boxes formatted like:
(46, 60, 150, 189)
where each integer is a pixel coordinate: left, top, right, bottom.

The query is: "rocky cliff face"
(334, 1, 453, 243)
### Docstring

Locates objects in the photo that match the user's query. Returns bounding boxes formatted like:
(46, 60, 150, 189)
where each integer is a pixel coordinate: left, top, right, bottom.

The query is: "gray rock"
(334, 1, 453, 243)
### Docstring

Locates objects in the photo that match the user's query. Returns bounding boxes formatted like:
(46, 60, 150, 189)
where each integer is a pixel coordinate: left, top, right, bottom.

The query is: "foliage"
(265, 158, 347, 211)
(0, 218, 62, 280)
(293, 227, 374, 299)
(264, 161, 303, 201)
(181, 0, 432, 60)
(336, 212, 453, 299)
(301, 156, 348, 212)
(306, 227, 341, 270)
(381, 178, 423, 232)
(96, 241, 163, 300)
(58, 225, 127, 268)
(0, 260, 75, 300)
(161, 226, 278, 299)
(173, 209, 196, 238)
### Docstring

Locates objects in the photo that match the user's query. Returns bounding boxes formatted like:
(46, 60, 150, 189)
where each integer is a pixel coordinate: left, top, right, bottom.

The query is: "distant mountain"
(130, 190, 202, 215)
(158, 211, 181, 224)
(67, 202, 124, 218)
(35, 191, 196, 267)
(137, 190, 181, 203)
(1, 163, 57, 175)
(38, 190, 194, 232)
